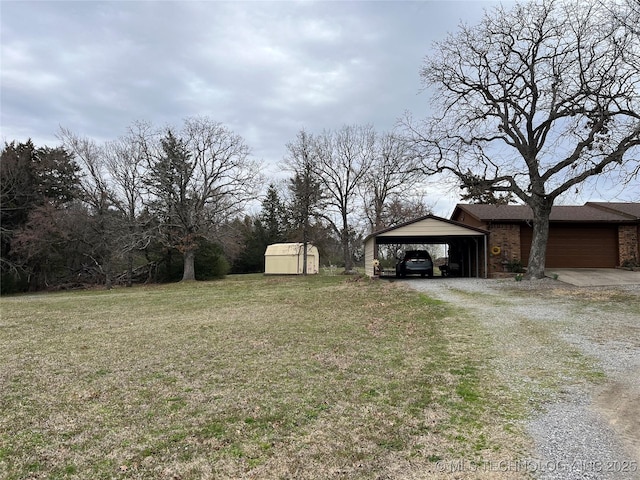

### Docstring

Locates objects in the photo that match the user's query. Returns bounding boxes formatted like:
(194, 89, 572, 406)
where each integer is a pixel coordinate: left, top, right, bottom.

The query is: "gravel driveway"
(405, 278, 640, 480)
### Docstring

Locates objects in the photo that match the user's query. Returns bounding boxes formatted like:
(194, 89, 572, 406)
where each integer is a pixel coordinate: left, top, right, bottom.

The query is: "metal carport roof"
(364, 214, 489, 278)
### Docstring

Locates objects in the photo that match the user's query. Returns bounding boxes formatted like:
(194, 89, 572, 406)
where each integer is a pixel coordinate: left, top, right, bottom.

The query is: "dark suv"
(396, 250, 434, 278)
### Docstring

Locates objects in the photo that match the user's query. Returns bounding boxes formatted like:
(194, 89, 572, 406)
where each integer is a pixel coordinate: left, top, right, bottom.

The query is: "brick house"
(451, 202, 640, 277)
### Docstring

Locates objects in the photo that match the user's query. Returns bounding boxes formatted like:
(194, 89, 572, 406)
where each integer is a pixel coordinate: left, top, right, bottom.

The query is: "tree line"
(1, 119, 426, 293)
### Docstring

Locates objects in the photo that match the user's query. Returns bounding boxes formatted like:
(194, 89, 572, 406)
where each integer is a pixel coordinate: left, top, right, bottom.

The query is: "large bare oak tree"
(406, 0, 640, 278)
(146, 117, 261, 282)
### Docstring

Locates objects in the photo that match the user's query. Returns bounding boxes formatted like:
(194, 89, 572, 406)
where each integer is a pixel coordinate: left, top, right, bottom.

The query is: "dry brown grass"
(1, 275, 530, 479)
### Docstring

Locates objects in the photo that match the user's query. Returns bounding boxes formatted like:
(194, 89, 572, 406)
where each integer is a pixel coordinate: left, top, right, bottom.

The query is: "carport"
(363, 215, 489, 278)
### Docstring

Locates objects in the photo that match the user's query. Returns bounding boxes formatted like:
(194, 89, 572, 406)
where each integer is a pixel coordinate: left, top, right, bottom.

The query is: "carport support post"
(474, 238, 479, 278)
(372, 239, 380, 277)
(484, 235, 488, 278)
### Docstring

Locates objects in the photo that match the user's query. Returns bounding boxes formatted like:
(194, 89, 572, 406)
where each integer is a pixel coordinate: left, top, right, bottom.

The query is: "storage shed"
(264, 243, 319, 275)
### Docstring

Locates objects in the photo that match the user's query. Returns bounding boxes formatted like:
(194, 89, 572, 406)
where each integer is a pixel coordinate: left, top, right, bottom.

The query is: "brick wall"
(618, 225, 639, 266)
(487, 223, 521, 275)
(488, 223, 526, 276)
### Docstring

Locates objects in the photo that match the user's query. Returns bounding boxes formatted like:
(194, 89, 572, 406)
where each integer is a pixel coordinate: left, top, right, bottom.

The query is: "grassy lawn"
(1, 275, 529, 479)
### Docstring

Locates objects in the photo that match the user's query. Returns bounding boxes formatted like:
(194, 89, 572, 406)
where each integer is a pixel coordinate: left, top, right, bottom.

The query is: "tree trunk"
(302, 241, 308, 276)
(342, 228, 353, 272)
(126, 252, 134, 288)
(526, 201, 552, 280)
(103, 257, 113, 290)
(182, 249, 196, 281)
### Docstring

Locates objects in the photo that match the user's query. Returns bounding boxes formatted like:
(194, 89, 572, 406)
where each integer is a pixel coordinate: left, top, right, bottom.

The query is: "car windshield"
(405, 251, 430, 260)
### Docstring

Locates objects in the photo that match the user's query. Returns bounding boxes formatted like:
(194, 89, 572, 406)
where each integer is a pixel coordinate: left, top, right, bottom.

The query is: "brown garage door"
(521, 224, 618, 268)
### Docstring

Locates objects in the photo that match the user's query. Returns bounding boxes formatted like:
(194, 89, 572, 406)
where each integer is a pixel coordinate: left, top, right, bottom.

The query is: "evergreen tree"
(1, 141, 81, 292)
(285, 130, 325, 274)
(145, 130, 199, 281)
(260, 184, 287, 244)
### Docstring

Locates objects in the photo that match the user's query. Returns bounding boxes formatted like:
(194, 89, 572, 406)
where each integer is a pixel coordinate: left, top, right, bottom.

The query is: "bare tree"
(605, 0, 640, 36)
(406, 0, 640, 278)
(103, 121, 155, 286)
(59, 128, 120, 288)
(313, 125, 375, 272)
(146, 117, 261, 282)
(283, 129, 324, 274)
(362, 131, 423, 231)
(608, 0, 640, 185)
(385, 196, 432, 227)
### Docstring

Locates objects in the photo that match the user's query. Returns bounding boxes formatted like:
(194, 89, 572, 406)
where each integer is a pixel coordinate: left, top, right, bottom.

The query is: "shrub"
(194, 240, 229, 280)
(506, 259, 525, 273)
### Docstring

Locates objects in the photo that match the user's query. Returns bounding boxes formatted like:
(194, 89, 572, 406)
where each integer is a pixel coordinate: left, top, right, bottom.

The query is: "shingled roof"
(587, 202, 640, 220)
(453, 203, 639, 223)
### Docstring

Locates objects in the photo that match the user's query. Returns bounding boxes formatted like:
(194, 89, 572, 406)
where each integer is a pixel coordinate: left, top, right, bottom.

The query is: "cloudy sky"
(1, 0, 508, 215)
(2, 1, 636, 216)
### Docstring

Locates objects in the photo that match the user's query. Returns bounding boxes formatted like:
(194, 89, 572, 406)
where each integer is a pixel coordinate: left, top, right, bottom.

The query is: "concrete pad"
(545, 268, 640, 287)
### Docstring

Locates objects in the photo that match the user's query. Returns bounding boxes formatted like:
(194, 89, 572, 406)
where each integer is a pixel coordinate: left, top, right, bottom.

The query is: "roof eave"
(364, 214, 489, 243)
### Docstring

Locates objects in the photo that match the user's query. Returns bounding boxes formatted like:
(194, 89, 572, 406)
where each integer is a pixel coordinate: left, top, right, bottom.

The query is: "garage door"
(521, 224, 618, 268)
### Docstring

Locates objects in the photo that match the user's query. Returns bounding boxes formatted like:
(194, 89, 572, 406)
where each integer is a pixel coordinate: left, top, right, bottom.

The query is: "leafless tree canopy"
(145, 117, 262, 281)
(59, 117, 262, 284)
(310, 125, 376, 271)
(406, 0, 640, 278)
(362, 131, 423, 231)
(282, 125, 430, 271)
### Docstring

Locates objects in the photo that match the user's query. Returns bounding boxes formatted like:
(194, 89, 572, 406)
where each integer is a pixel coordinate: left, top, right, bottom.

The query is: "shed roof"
(264, 243, 317, 256)
(453, 203, 638, 223)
